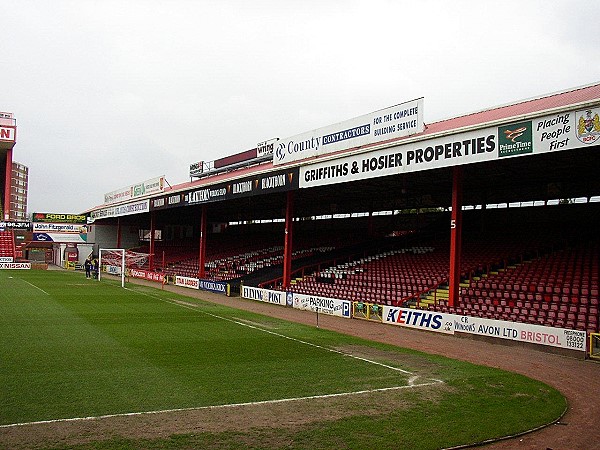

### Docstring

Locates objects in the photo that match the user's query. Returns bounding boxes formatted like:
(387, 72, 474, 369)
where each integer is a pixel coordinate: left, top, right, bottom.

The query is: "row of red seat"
(0, 230, 15, 258)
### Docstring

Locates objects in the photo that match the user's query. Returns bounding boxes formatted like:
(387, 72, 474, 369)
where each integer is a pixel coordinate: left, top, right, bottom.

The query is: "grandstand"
(76, 82, 600, 344)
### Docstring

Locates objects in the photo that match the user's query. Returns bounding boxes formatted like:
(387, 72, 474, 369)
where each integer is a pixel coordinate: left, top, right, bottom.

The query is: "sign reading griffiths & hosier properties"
(273, 98, 424, 166)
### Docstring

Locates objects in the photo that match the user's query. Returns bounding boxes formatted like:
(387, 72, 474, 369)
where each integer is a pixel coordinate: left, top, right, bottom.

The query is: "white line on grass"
(128, 287, 444, 386)
(0, 284, 444, 430)
(19, 279, 50, 296)
(0, 379, 442, 429)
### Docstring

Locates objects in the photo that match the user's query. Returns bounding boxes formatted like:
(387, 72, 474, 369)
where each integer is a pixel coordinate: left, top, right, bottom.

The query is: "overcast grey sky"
(3, 0, 599, 214)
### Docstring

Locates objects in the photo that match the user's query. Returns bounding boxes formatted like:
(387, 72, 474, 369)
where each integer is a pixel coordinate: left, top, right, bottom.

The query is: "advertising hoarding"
(274, 98, 424, 166)
(104, 176, 165, 205)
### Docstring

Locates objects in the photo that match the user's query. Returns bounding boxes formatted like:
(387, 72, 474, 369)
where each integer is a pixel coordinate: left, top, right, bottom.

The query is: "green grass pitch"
(0, 269, 566, 449)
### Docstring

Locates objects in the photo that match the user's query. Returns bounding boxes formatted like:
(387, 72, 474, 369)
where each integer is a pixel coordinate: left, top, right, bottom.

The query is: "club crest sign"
(576, 109, 600, 144)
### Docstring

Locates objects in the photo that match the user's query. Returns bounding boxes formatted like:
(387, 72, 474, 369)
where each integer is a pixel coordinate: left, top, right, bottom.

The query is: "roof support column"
(116, 218, 122, 249)
(449, 166, 463, 308)
(283, 191, 294, 290)
(3, 148, 12, 220)
(198, 205, 207, 279)
(149, 211, 156, 270)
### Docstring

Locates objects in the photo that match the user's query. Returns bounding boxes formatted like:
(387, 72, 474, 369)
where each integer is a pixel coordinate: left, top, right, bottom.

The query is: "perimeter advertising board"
(382, 306, 586, 352)
(299, 107, 600, 189)
(175, 275, 200, 290)
(241, 286, 286, 305)
(274, 98, 424, 166)
(290, 292, 351, 318)
(0, 262, 31, 269)
(129, 268, 165, 283)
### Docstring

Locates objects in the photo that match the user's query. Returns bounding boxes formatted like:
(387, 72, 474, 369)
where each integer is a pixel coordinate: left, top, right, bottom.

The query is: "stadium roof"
(90, 82, 600, 224)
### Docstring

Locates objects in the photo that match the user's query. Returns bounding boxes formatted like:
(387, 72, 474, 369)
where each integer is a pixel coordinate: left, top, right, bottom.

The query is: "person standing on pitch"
(84, 256, 92, 279)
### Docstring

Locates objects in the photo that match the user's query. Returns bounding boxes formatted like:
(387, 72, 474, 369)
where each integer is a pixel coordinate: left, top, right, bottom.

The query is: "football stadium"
(2, 83, 600, 449)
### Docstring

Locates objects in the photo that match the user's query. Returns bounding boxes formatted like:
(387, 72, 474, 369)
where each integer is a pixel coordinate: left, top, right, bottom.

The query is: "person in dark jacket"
(84, 257, 92, 279)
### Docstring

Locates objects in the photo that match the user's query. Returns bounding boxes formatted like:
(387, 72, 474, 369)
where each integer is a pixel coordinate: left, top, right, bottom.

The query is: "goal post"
(99, 248, 126, 288)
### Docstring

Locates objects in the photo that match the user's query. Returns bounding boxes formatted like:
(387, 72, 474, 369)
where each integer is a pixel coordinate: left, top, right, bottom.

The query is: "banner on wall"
(241, 286, 287, 305)
(290, 292, 351, 318)
(382, 306, 586, 351)
(175, 275, 200, 290)
(299, 108, 600, 189)
(104, 176, 165, 205)
(0, 262, 31, 269)
(32, 222, 88, 243)
(274, 98, 424, 166)
(89, 199, 150, 221)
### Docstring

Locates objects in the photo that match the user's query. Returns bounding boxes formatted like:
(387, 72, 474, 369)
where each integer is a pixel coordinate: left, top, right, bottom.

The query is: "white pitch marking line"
(128, 287, 415, 376)
(0, 285, 445, 430)
(0, 379, 443, 429)
(128, 287, 444, 387)
(20, 279, 50, 296)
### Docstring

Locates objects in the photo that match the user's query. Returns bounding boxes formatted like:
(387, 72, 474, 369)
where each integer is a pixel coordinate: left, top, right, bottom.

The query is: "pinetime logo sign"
(498, 121, 533, 157)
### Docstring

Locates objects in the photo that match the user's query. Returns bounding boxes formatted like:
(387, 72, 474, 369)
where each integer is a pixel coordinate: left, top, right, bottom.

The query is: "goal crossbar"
(99, 248, 126, 288)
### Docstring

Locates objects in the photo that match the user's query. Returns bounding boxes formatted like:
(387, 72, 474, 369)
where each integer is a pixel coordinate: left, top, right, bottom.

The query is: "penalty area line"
(0, 379, 444, 429)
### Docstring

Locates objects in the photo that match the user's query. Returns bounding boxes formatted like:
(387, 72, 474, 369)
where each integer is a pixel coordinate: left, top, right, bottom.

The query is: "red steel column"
(116, 218, 122, 249)
(198, 205, 207, 278)
(283, 191, 294, 289)
(4, 148, 12, 220)
(449, 166, 463, 308)
(149, 211, 156, 270)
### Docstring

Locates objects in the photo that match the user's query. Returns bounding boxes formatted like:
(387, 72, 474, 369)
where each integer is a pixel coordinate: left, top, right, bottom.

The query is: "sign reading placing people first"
(273, 98, 424, 166)
(299, 107, 600, 188)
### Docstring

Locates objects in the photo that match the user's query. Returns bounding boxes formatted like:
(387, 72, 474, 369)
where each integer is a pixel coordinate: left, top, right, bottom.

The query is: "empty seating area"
(0, 230, 15, 259)
(436, 241, 599, 333)
(287, 246, 448, 305)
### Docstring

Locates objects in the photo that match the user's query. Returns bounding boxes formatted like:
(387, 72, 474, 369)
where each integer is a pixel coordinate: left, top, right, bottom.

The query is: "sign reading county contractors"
(274, 98, 424, 166)
(291, 292, 351, 318)
(300, 108, 600, 189)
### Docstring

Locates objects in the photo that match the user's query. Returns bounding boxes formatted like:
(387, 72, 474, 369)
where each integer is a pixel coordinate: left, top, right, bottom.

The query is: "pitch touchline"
(129, 287, 444, 387)
(0, 380, 443, 429)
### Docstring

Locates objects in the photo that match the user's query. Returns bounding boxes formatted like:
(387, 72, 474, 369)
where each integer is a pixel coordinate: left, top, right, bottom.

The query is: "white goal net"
(98, 249, 151, 288)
